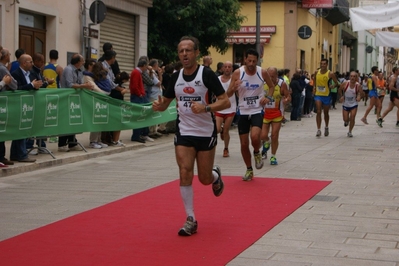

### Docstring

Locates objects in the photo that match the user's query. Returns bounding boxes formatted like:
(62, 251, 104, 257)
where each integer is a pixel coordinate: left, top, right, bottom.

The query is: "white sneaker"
(111, 140, 125, 147)
(141, 136, 154, 142)
(89, 142, 102, 149)
(27, 149, 38, 155)
(58, 146, 70, 152)
(69, 145, 83, 151)
(98, 142, 108, 148)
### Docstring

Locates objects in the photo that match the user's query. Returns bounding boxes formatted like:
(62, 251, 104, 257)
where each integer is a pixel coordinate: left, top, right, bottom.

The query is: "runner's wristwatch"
(266, 96, 274, 102)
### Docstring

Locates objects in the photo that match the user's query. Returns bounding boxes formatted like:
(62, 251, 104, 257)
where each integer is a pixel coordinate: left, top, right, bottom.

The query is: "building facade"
(0, 0, 152, 73)
(209, 0, 350, 75)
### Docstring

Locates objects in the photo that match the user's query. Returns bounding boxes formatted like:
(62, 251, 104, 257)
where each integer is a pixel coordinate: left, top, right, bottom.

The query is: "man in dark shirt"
(10, 54, 43, 162)
(98, 42, 120, 77)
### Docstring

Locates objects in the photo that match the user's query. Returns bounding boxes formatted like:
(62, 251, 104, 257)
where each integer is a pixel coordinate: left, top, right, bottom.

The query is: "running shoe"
(141, 136, 154, 142)
(347, 132, 353, 137)
(361, 117, 368, 125)
(111, 140, 125, 147)
(98, 142, 108, 148)
(396, 121, 399, 127)
(178, 216, 198, 236)
(89, 142, 102, 149)
(324, 127, 329, 136)
(58, 146, 69, 152)
(270, 156, 278, 165)
(223, 148, 229, 157)
(344, 121, 349, 127)
(242, 169, 254, 181)
(254, 152, 264, 169)
(316, 130, 321, 137)
(262, 141, 270, 160)
(69, 145, 83, 151)
(376, 118, 383, 128)
(212, 165, 224, 197)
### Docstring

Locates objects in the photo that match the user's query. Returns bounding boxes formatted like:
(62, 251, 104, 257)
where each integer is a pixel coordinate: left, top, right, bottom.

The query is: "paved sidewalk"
(0, 98, 398, 265)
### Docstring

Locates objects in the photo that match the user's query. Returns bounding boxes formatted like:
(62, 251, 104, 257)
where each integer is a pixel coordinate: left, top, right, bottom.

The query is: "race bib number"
(179, 96, 202, 112)
(317, 86, 326, 93)
(265, 101, 276, 109)
(346, 96, 354, 102)
(243, 96, 260, 108)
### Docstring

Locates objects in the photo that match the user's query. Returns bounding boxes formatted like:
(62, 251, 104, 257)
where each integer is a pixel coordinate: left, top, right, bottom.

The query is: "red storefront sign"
(227, 26, 275, 44)
(226, 37, 270, 45)
(302, 0, 333, 8)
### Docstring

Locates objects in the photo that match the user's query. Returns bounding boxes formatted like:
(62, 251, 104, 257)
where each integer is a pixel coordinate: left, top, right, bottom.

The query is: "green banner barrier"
(0, 89, 177, 142)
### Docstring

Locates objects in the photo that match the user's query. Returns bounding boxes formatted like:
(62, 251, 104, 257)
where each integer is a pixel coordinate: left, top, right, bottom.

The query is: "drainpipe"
(255, 0, 261, 66)
(81, 0, 86, 58)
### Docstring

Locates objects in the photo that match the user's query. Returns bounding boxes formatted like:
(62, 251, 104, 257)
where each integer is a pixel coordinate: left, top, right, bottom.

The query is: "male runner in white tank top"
(152, 36, 230, 236)
(226, 48, 275, 181)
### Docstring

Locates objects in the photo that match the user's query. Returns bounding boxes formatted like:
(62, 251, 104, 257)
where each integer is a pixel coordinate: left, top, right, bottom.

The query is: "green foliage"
(148, 0, 246, 64)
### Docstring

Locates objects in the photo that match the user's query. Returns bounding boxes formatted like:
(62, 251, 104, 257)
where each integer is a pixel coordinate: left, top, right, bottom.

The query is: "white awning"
(376, 31, 399, 48)
(350, 2, 399, 31)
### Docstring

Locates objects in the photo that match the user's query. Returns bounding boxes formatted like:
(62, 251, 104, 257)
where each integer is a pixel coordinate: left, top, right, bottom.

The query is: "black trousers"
(58, 135, 77, 147)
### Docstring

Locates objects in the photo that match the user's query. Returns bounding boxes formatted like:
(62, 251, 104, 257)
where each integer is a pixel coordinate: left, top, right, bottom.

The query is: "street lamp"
(255, 0, 262, 66)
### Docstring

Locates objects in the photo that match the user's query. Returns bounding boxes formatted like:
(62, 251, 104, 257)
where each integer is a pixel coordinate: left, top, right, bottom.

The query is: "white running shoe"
(111, 140, 125, 147)
(89, 142, 102, 149)
(98, 142, 108, 148)
(141, 136, 155, 142)
(58, 146, 70, 152)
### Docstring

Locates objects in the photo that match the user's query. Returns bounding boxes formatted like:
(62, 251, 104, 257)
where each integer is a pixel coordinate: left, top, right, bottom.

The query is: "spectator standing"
(101, 50, 128, 146)
(10, 54, 43, 162)
(83, 59, 111, 149)
(98, 42, 120, 77)
(58, 54, 93, 152)
(43, 49, 63, 89)
(290, 72, 302, 121)
(8, 48, 25, 73)
(130, 60, 153, 143)
(26, 52, 55, 154)
(303, 74, 315, 117)
(147, 59, 163, 138)
(0, 48, 17, 166)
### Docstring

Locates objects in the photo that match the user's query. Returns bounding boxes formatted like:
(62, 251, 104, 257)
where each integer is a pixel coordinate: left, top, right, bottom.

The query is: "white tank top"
(343, 82, 359, 108)
(175, 66, 215, 137)
(237, 66, 265, 115)
(217, 76, 237, 114)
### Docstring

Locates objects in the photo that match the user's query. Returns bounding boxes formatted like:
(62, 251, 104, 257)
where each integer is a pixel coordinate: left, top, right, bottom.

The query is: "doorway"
(18, 12, 46, 58)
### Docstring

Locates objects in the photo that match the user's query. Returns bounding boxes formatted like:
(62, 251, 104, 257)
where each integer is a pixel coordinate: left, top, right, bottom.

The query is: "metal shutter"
(100, 8, 135, 74)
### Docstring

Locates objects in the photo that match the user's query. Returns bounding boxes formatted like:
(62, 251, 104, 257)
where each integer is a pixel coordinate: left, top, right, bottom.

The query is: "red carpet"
(0, 177, 330, 265)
